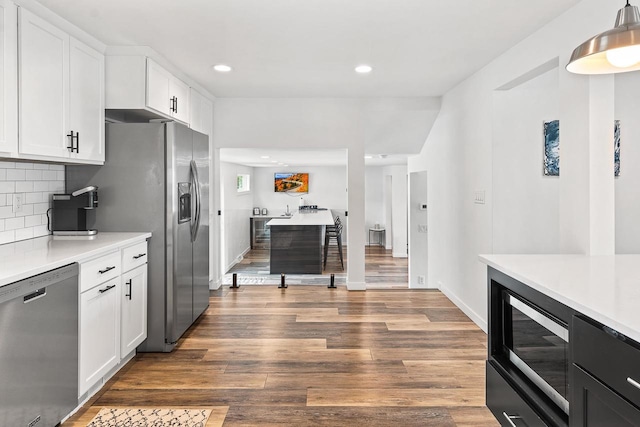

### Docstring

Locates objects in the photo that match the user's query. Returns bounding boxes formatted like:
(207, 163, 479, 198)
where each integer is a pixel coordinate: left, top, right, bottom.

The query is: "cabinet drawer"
(486, 362, 546, 427)
(80, 251, 121, 292)
(122, 241, 148, 272)
(572, 315, 640, 408)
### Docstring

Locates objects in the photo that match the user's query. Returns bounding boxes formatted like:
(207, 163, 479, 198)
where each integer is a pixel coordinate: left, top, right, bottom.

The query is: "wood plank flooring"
(64, 286, 497, 426)
(226, 246, 408, 288)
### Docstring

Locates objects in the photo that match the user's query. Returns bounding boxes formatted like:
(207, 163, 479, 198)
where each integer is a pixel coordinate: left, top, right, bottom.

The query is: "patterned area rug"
(86, 408, 211, 427)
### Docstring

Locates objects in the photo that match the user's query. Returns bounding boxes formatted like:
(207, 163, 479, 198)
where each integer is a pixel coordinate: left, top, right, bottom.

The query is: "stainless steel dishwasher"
(0, 263, 79, 427)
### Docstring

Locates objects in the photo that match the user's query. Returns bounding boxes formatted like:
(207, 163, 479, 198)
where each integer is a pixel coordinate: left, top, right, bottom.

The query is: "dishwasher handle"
(23, 288, 47, 303)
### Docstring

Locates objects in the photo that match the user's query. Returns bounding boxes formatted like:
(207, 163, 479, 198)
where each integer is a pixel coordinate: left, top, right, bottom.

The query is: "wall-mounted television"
(274, 173, 309, 193)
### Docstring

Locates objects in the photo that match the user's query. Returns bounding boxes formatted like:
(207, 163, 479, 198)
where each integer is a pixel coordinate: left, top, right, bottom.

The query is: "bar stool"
(324, 217, 344, 270)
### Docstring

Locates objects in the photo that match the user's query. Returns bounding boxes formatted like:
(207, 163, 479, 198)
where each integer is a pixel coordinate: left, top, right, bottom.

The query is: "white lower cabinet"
(78, 240, 148, 398)
(79, 277, 120, 396)
(121, 264, 147, 356)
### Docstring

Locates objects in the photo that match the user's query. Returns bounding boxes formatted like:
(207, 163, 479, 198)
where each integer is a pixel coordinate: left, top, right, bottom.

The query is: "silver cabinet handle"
(502, 412, 527, 427)
(628, 377, 640, 390)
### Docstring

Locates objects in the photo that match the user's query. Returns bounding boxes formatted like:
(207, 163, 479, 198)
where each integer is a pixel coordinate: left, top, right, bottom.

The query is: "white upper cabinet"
(0, 0, 17, 154)
(106, 55, 194, 125)
(145, 58, 190, 123)
(69, 38, 105, 162)
(146, 58, 172, 116)
(189, 88, 213, 137)
(18, 7, 104, 164)
(18, 7, 70, 158)
(170, 75, 190, 123)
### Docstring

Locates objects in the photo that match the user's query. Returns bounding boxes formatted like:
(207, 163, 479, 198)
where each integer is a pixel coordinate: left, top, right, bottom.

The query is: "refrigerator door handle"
(190, 160, 202, 242)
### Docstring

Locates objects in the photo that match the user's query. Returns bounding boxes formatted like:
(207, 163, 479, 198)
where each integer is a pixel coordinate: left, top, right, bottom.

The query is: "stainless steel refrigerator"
(67, 122, 210, 352)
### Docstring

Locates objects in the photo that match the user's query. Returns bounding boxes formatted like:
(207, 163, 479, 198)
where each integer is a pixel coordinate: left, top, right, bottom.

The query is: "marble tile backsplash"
(0, 161, 65, 244)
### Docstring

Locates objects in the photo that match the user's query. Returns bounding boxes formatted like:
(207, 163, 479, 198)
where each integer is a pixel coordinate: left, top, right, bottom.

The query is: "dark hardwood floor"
(64, 286, 496, 426)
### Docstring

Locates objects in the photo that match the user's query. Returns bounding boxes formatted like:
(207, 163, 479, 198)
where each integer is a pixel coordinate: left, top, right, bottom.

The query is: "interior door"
(167, 123, 193, 344)
(192, 130, 210, 320)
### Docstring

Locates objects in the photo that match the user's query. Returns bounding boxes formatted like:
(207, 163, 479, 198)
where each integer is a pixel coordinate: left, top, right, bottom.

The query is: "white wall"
(492, 67, 560, 254)
(615, 73, 640, 253)
(252, 165, 348, 243)
(409, 171, 428, 288)
(384, 164, 408, 258)
(0, 161, 65, 244)
(220, 161, 254, 272)
(408, 0, 623, 331)
(253, 166, 346, 215)
(365, 166, 385, 238)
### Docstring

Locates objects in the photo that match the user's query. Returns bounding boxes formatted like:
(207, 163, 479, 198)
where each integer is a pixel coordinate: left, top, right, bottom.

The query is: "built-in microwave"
(503, 292, 569, 414)
(488, 268, 574, 427)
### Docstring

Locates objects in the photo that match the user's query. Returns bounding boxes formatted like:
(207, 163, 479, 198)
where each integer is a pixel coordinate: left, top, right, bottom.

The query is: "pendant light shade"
(567, 1, 640, 74)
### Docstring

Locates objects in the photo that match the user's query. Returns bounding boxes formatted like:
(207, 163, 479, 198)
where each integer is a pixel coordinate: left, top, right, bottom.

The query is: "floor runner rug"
(86, 408, 211, 427)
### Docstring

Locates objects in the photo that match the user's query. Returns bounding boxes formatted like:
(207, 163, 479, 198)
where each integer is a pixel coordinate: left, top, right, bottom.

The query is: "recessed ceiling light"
(260, 155, 270, 159)
(355, 64, 373, 74)
(284, 164, 289, 167)
(271, 160, 277, 163)
(364, 155, 373, 159)
(213, 64, 232, 72)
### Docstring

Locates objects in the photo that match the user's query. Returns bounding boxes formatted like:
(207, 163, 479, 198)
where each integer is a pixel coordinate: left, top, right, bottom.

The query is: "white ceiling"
(36, 0, 581, 98)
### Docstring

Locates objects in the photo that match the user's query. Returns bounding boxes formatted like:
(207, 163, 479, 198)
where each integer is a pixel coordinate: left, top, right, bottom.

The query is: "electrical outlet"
(417, 275, 425, 285)
(418, 224, 428, 233)
(12, 193, 23, 213)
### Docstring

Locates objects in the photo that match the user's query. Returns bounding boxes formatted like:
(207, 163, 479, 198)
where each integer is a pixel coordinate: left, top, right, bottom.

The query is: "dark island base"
(270, 225, 323, 274)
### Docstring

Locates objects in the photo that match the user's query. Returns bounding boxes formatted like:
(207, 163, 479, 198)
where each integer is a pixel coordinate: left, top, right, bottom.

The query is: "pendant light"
(567, 1, 640, 74)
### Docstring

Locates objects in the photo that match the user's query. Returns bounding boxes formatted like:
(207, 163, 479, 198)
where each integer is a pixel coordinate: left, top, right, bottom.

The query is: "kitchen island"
(268, 210, 335, 274)
(479, 254, 640, 426)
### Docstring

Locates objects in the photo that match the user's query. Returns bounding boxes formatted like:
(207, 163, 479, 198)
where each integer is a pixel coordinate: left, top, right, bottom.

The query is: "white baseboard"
(347, 281, 366, 291)
(439, 285, 487, 333)
(225, 246, 251, 273)
(392, 251, 408, 258)
(209, 278, 222, 290)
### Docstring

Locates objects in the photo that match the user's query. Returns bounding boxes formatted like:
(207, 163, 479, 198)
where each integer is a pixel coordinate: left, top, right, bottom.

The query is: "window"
(237, 174, 250, 193)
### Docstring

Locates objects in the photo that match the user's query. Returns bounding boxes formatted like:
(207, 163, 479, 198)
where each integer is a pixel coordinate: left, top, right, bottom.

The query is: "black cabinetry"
(486, 267, 640, 426)
(571, 315, 640, 426)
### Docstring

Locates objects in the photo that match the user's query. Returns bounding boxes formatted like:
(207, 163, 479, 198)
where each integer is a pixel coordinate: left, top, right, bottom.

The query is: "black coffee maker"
(52, 186, 99, 235)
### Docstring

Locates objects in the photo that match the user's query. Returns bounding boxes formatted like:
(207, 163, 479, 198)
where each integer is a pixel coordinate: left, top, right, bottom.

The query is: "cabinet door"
(571, 364, 640, 427)
(170, 76, 190, 123)
(0, 0, 17, 154)
(146, 58, 171, 116)
(18, 7, 70, 158)
(69, 37, 104, 163)
(121, 265, 147, 356)
(189, 88, 213, 136)
(79, 279, 120, 396)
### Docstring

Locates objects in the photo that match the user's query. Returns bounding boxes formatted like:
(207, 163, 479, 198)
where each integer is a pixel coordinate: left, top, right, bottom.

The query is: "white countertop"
(267, 210, 335, 226)
(479, 254, 640, 343)
(0, 232, 151, 287)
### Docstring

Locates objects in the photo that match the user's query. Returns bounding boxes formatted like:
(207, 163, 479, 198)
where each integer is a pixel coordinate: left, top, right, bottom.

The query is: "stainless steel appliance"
(0, 263, 78, 427)
(488, 269, 573, 427)
(51, 186, 99, 236)
(67, 122, 209, 352)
